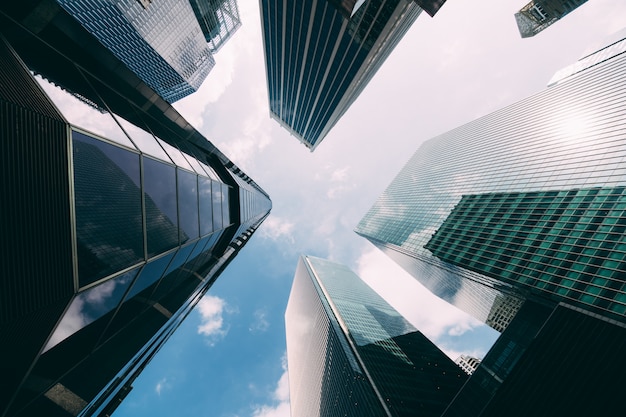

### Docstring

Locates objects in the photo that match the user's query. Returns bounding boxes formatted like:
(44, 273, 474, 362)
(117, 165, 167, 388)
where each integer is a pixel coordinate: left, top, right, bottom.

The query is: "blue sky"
(113, 1, 626, 416)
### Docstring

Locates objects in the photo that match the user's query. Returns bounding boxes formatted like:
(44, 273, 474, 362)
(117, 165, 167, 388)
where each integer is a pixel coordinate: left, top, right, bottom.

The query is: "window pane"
(178, 169, 200, 242)
(143, 157, 179, 257)
(73, 131, 143, 286)
(212, 181, 223, 230)
(44, 267, 138, 352)
(199, 176, 213, 236)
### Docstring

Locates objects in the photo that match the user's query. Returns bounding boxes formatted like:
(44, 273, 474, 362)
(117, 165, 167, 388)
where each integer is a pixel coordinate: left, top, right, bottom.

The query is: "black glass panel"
(212, 181, 223, 230)
(44, 268, 139, 352)
(199, 176, 213, 236)
(143, 157, 178, 257)
(178, 169, 199, 242)
(73, 131, 143, 287)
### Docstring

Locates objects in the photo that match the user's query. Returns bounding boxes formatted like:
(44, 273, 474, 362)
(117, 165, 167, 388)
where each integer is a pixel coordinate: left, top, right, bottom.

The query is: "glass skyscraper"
(55, 0, 215, 103)
(286, 256, 467, 417)
(356, 31, 626, 328)
(0, 5, 270, 416)
(259, 0, 422, 150)
(189, 0, 242, 52)
(515, 0, 588, 38)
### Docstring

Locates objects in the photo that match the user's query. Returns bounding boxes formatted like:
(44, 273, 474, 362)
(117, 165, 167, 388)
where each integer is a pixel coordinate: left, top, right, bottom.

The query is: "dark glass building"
(356, 31, 626, 329)
(259, 0, 422, 150)
(286, 256, 467, 417)
(515, 0, 588, 38)
(0, 4, 271, 416)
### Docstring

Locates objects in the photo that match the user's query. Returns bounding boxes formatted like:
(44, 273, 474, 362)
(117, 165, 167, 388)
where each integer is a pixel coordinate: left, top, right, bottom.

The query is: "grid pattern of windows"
(356, 35, 626, 326)
(56, 0, 215, 102)
(426, 187, 626, 317)
(189, 0, 241, 52)
(259, 0, 420, 149)
(286, 256, 467, 417)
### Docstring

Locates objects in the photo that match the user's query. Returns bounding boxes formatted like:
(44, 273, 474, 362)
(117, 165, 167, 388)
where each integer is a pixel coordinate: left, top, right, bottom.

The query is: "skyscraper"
(356, 31, 626, 328)
(515, 0, 588, 38)
(286, 256, 467, 417)
(259, 0, 422, 150)
(54, 0, 216, 103)
(0, 4, 271, 416)
(189, 0, 242, 52)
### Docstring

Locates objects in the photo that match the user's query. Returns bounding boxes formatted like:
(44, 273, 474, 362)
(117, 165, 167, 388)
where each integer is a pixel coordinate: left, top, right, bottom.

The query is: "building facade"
(259, 0, 421, 150)
(189, 0, 242, 52)
(286, 256, 467, 417)
(356, 32, 626, 329)
(454, 355, 481, 375)
(55, 0, 215, 102)
(514, 0, 588, 38)
(0, 5, 271, 416)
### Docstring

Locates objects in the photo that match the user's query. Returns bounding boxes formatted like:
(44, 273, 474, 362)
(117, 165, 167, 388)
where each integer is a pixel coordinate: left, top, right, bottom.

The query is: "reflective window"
(178, 169, 200, 242)
(212, 181, 224, 230)
(44, 268, 138, 352)
(143, 157, 179, 257)
(157, 138, 193, 170)
(199, 176, 213, 235)
(222, 185, 230, 226)
(125, 252, 175, 300)
(198, 160, 220, 180)
(115, 116, 172, 162)
(73, 131, 143, 287)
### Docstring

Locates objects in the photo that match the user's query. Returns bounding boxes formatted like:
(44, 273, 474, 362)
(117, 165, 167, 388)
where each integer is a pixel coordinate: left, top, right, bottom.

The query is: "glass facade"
(286, 256, 467, 417)
(0, 32, 271, 417)
(189, 0, 242, 52)
(55, 0, 215, 102)
(259, 0, 421, 150)
(356, 33, 626, 327)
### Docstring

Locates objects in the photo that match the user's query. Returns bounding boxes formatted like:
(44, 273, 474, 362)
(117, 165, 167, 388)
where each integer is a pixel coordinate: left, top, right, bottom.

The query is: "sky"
(113, 1, 626, 416)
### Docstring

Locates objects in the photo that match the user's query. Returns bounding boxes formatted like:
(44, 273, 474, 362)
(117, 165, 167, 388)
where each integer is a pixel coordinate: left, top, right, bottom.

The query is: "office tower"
(0, 4, 271, 416)
(286, 256, 467, 417)
(454, 355, 481, 375)
(515, 0, 588, 38)
(189, 0, 242, 52)
(54, 0, 215, 102)
(259, 0, 422, 150)
(356, 31, 626, 329)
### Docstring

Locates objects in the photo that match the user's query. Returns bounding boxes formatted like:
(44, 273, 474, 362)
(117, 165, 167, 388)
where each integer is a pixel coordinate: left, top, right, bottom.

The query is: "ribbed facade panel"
(356, 36, 626, 326)
(260, 0, 420, 150)
(286, 256, 467, 417)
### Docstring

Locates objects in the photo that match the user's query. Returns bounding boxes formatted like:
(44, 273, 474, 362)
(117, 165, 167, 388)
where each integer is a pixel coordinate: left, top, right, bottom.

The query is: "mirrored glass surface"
(222, 185, 230, 226)
(156, 138, 193, 170)
(198, 176, 213, 236)
(44, 268, 139, 352)
(212, 181, 224, 230)
(143, 157, 179, 257)
(178, 169, 200, 242)
(73, 131, 143, 287)
(115, 116, 172, 162)
(198, 160, 220, 180)
(35, 75, 136, 150)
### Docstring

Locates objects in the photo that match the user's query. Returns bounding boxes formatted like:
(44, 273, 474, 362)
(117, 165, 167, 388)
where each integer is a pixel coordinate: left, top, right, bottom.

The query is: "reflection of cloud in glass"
(44, 269, 137, 352)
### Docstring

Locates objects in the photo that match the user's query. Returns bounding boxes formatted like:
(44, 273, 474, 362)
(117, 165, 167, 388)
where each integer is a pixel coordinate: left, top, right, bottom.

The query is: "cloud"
(259, 216, 295, 243)
(249, 308, 270, 333)
(155, 377, 170, 396)
(251, 356, 290, 417)
(196, 295, 229, 345)
(355, 248, 482, 345)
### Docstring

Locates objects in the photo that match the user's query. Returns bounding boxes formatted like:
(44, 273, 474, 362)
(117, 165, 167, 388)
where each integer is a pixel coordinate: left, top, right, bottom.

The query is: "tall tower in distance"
(259, 0, 422, 150)
(355, 30, 626, 330)
(286, 256, 467, 417)
(515, 0, 588, 38)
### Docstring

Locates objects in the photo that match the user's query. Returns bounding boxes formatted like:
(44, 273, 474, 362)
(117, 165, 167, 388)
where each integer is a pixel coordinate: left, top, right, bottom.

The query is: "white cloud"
(196, 295, 229, 345)
(355, 248, 482, 344)
(259, 216, 295, 243)
(155, 377, 170, 396)
(249, 308, 270, 333)
(251, 356, 290, 417)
